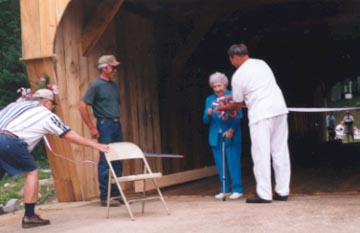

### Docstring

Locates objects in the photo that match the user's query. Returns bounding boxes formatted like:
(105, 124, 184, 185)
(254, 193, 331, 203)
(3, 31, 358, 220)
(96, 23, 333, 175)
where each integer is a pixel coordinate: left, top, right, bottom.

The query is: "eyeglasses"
(47, 99, 56, 106)
(107, 66, 118, 71)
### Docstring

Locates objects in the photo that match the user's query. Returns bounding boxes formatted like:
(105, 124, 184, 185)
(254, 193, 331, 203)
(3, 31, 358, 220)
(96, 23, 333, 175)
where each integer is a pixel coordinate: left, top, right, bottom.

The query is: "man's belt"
(97, 118, 120, 122)
(0, 130, 19, 138)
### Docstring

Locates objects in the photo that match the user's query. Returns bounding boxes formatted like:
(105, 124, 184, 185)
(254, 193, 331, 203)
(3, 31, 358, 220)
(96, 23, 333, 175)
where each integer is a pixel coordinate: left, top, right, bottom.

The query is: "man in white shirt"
(218, 43, 291, 203)
(335, 121, 345, 140)
(343, 111, 354, 142)
(0, 89, 109, 228)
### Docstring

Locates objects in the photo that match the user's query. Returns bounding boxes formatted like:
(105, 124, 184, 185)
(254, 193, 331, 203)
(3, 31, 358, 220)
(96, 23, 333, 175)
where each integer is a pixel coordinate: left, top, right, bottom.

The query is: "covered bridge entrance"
(20, 0, 360, 201)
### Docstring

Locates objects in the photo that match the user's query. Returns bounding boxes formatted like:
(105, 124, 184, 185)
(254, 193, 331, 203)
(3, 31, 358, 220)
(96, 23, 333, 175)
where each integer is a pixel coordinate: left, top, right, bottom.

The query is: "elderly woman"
(203, 72, 243, 200)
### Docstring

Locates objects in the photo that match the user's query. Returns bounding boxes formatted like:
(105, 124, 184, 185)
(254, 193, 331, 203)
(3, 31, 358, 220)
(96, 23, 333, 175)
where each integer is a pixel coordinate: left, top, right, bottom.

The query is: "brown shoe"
(100, 199, 121, 207)
(22, 214, 50, 228)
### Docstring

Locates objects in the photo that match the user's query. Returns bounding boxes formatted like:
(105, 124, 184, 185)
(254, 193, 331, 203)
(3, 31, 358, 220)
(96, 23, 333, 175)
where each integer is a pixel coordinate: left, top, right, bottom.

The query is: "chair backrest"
(106, 142, 145, 162)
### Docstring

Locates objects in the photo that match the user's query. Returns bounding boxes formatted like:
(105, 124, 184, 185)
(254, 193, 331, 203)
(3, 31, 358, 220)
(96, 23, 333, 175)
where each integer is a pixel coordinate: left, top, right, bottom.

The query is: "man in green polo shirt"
(79, 55, 123, 207)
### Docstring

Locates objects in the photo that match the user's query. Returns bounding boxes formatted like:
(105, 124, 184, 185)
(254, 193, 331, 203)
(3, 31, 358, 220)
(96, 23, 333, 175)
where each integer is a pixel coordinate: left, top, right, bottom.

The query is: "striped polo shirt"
(0, 101, 71, 152)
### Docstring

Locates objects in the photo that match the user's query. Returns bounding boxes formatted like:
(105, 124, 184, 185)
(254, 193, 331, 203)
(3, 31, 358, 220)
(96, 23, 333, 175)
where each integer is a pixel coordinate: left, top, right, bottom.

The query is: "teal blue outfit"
(203, 90, 243, 193)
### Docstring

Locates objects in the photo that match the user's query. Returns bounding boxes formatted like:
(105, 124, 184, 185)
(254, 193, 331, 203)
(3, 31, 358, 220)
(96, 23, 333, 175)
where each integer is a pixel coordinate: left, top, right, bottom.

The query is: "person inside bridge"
(0, 89, 109, 228)
(343, 111, 354, 142)
(79, 55, 123, 207)
(218, 43, 291, 204)
(203, 72, 244, 200)
(335, 121, 345, 141)
(326, 112, 336, 141)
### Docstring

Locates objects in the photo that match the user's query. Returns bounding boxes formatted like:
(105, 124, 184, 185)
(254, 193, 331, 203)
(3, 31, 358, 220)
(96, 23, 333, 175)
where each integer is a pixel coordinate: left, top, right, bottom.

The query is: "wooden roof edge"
(81, 0, 125, 56)
(20, 54, 56, 61)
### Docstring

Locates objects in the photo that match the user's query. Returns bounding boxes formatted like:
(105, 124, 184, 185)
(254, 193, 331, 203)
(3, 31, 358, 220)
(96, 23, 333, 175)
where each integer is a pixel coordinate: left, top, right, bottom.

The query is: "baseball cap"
(33, 89, 55, 103)
(97, 55, 120, 69)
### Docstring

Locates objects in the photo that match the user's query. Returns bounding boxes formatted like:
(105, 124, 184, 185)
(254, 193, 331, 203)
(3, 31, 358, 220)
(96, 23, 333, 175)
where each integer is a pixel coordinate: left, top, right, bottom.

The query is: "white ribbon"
(288, 107, 360, 112)
(144, 153, 184, 158)
(43, 136, 97, 165)
(43, 136, 183, 164)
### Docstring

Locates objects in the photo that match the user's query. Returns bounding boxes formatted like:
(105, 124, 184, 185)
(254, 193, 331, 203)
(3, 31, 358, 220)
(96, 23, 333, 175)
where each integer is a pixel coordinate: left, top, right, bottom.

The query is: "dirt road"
(1, 194, 359, 233)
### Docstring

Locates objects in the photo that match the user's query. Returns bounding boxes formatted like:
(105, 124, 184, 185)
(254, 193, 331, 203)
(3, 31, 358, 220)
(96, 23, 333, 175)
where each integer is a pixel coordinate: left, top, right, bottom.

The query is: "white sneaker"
(229, 192, 243, 200)
(214, 193, 230, 199)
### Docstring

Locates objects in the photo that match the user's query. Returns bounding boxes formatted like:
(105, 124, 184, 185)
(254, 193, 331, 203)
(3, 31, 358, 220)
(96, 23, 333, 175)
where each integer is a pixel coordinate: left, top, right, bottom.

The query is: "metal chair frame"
(105, 142, 170, 220)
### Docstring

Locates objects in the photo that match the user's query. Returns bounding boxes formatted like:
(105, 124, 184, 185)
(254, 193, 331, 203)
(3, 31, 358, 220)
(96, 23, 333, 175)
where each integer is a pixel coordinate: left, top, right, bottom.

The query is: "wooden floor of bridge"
(162, 141, 360, 197)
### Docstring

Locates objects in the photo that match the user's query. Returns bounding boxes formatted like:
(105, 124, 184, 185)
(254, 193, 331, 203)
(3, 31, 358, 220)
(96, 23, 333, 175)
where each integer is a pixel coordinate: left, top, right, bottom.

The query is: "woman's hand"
(223, 129, 234, 138)
(207, 107, 214, 116)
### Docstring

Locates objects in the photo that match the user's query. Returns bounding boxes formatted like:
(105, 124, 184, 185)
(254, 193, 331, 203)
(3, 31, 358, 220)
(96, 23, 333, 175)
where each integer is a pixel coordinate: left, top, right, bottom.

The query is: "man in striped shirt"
(0, 89, 109, 228)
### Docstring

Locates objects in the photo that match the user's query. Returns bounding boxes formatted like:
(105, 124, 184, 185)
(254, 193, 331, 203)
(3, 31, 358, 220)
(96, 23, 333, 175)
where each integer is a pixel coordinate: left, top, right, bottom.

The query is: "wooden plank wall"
(53, 0, 164, 198)
(153, 9, 225, 174)
(115, 10, 162, 174)
(24, 58, 82, 201)
(20, 0, 70, 59)
(20, 0, 82, 201)
(21, 0, 164, 201)
(53, 0, 124, 200)
(288, 111, 325, 146)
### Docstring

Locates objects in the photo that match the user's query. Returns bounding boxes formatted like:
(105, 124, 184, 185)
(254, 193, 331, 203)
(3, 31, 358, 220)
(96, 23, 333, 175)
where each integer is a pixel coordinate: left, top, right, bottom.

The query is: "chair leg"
(141, 180, 146, 213)
(115, 182, 135, 221)
(151, 179, 170, 215)
(106, 172, 112, 218)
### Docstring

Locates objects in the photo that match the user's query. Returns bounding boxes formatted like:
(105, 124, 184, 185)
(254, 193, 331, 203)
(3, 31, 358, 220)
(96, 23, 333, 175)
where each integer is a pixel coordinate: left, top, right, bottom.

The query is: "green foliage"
(0, 174, 24, 205)
(33, 75, 50, 90)
(330, 97, 360, 125)
(0, 142, 52, 205)
(38, 184, 56, 204)
(0, 169, 53, 206)
(0, 0, 28, 109)
(32, 141, 50, 169)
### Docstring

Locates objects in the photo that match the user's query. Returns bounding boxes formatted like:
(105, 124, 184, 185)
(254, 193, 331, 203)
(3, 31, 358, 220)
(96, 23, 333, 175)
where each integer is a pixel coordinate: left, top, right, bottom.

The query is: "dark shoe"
(110, 191, 125, 204)
(100, 199, 121, 207)
(112, 196, 125, 204)
(273, 192, 288, 201)
(110, 190, 121, 197)
(22, 214, 50, 228)
(246, 194, 272, 204)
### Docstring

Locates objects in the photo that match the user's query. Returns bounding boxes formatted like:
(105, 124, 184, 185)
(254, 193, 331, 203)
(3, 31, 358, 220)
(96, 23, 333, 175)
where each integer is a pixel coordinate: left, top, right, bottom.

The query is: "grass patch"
(329, 97, 360, 123)
(0, 170, 54, 206)
(0, 174, 24, 205)
(328, 96, 360, 144)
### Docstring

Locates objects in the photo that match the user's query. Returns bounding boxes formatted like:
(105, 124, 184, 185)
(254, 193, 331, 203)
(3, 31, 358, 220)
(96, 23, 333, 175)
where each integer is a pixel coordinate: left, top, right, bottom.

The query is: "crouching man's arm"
(62, 130, 109, 152)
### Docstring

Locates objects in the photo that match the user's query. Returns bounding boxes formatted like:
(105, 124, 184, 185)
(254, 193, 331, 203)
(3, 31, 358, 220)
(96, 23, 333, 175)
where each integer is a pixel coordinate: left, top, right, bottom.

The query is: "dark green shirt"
(82, 77, 120, 119)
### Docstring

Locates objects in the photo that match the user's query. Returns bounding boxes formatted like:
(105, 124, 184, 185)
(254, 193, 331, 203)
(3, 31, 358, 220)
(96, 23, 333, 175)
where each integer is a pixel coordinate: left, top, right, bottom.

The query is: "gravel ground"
(1, 194, 359, 233)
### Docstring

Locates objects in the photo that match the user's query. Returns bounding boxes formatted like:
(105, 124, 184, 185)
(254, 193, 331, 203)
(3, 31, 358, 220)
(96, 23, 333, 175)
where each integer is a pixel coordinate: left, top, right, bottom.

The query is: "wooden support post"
(81, 0, 124, 56)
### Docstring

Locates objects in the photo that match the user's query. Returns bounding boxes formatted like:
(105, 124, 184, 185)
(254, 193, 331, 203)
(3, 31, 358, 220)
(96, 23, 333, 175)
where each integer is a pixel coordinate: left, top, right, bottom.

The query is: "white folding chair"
(105, 142, 170, 220)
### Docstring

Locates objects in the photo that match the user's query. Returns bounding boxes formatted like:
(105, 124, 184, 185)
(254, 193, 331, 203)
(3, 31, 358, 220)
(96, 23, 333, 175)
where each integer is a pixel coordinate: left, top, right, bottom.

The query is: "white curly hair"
(209, 72, 229, 88)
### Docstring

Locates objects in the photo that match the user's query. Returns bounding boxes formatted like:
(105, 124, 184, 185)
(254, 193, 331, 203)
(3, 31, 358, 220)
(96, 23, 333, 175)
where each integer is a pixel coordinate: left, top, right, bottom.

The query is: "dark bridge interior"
(123, 0, 360, 194)
(126, 0, 360, 105)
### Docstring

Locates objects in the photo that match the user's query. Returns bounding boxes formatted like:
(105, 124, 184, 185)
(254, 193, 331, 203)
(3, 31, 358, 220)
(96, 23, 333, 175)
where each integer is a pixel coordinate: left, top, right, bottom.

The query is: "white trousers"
(249, 114, 291, 200)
